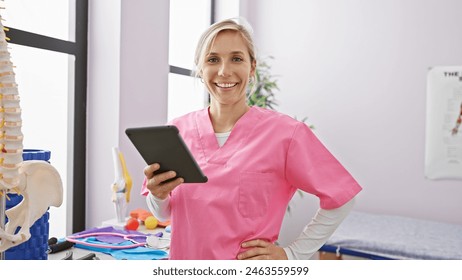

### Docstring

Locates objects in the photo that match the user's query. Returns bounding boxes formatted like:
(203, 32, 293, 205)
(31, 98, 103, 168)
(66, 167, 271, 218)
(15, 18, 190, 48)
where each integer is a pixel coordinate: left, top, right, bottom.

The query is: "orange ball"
(125, 217, 139, 231)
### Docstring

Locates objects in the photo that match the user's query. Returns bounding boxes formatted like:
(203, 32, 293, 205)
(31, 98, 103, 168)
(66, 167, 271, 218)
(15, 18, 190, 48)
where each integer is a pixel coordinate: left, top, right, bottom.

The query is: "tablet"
(125, 125, 208, 183)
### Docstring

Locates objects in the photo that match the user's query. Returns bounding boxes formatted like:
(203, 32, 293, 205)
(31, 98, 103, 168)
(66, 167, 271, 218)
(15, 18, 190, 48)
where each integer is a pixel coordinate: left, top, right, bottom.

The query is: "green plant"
(247, 56, 279, 109)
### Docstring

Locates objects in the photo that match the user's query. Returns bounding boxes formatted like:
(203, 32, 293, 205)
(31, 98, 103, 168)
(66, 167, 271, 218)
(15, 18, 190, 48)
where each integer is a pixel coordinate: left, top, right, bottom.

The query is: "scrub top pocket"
(238, 172, 275, 219)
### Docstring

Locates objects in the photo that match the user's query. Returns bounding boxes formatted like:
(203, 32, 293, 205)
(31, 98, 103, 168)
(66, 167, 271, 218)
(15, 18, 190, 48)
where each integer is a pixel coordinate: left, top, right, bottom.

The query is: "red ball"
(125, 217, 139, 230)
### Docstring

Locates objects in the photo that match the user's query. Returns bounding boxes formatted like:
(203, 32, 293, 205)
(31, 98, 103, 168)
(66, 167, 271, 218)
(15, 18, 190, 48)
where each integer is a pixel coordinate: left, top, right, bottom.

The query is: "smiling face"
(201, 30, 256, 108)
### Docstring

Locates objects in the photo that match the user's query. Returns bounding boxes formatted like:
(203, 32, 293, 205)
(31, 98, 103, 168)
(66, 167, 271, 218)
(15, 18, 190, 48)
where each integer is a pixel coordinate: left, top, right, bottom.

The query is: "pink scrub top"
(141, 106, 362, 259)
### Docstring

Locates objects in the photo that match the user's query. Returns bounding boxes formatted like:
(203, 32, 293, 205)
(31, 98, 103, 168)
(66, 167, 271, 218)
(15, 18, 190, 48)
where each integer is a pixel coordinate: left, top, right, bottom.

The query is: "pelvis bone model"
(0, 15, 63, 252)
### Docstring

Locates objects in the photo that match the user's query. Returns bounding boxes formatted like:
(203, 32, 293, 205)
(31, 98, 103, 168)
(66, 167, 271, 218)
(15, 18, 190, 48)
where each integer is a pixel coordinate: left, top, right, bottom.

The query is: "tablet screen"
(125, 125, 208, 183)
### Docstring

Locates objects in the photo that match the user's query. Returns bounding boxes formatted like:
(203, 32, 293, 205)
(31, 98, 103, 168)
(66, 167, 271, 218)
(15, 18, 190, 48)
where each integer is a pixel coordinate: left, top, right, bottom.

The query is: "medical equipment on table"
(47, 239, 75, 254)
(66, 230, 167, 249)
(63, 226, 170, 260)
(146, 234, 170, 249)
(66, 226, 170, 249)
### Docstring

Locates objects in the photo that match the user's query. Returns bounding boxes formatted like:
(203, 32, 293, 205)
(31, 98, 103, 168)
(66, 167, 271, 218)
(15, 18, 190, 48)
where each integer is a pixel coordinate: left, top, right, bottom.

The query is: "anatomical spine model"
(0, 15, 63, 253)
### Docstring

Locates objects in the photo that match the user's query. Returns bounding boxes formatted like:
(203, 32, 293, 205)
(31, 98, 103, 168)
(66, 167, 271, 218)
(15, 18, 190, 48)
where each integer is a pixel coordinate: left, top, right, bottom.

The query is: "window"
(2, 0, 73, 41)
(3, 0, 88, 236)
(168, 0, 241, 120)
(167, 0, 211, 121)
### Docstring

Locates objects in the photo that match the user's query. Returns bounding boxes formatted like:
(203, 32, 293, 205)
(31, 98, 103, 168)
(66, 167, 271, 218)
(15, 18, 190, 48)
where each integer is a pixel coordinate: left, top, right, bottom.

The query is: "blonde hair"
(194, 17, 256, 78)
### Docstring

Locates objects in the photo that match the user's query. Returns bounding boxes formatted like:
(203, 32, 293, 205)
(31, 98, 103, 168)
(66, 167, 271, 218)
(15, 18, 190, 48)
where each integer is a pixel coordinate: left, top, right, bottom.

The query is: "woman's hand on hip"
(237, 239, 288, 260)
(144, 163, 183, 200)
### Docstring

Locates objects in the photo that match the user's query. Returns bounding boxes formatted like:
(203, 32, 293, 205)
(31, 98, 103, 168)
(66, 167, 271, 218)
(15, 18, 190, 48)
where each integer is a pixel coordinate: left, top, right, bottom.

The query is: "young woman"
(141, 18, 362, 260)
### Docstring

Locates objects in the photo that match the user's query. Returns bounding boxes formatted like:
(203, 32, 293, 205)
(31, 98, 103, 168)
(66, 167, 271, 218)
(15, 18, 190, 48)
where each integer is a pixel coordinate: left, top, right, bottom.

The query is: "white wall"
(118, 0, 170, 220)
(87, 0, 121, 230)
(240, 0, 462, 245)
(86, 0, 169, 230)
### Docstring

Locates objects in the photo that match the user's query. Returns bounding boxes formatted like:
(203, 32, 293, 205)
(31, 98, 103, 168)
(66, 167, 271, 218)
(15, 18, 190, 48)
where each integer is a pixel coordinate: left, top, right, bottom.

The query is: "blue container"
(4, 149, 52, 260)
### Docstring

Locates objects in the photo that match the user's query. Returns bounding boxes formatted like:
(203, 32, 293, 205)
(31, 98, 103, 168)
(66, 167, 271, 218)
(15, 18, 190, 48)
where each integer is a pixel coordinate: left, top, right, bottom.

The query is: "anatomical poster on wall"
(425, 65, 462, 180)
